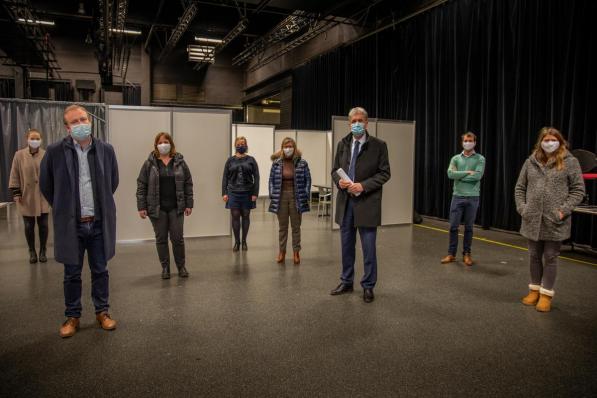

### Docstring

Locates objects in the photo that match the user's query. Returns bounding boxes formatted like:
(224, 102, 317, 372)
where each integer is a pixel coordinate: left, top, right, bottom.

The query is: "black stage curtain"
(291, 0, 597, 249)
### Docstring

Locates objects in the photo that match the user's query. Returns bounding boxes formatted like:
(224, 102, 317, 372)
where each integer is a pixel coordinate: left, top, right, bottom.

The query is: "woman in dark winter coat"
(268, 137, 311, 265)
(515, 127, 585, 312)
(222, 136, 260, 252)
(137, 132, 193, 279)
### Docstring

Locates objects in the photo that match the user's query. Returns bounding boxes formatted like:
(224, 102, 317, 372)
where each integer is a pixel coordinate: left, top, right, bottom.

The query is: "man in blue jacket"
(40, 104, 119, 338)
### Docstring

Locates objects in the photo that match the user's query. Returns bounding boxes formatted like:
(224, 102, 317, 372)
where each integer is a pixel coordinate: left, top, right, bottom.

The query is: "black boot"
(39, 247, 47, 263)
(178, 265, 189, 278)
(233, 242, 240, 252)
(241, 241, 248, 251)
(161, 265, 171, 279)
(29, 249, 38, 264)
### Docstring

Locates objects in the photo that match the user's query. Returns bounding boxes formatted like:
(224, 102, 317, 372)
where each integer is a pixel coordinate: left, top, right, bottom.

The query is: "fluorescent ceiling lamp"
(110, 28, 142, 35)
(17, 18, 55, 26)
(187, 45, 215, 52)
(194, 37, 223, 44)
(263, 108, 280, 114)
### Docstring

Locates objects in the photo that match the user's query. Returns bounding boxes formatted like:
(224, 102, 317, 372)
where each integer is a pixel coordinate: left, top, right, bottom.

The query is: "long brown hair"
(533, 127, 568, 171)
(153, 132, 177, 158)
(271, 137, 302, 161)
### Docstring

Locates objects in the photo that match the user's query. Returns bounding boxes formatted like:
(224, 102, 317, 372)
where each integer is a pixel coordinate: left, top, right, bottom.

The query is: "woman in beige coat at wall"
(9, 129, 51, 263)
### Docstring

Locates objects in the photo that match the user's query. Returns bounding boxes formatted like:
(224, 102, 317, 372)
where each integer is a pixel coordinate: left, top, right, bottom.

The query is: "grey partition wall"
(331, 116, 415, 229)
(295, 130, 330, 190)
(173, 110, 231, 237)
(108, 106, 231, 241)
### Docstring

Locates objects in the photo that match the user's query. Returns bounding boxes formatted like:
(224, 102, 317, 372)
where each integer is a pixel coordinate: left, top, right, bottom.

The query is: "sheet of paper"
(336, 168, 361, 196)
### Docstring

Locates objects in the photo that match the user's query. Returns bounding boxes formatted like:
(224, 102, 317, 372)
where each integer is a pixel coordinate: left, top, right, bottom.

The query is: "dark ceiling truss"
(191, 16, 248, 70)
(157, 0, 199, 62)
(0, 0, 61, 78)
(245, 0, 387, 72)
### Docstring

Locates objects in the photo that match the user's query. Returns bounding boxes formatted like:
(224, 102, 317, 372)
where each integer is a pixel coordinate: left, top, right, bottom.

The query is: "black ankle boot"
(161, 265, 171, 279)
(178, 266, 189, 278)
(29, 249, 38, 264)
(233, 242, 240, 252)
(39, 247, 47, 263)
(241, 241, 248, 251)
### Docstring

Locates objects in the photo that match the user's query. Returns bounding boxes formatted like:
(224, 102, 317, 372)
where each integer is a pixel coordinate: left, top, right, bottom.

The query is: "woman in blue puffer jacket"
(268, 137, 311, 265)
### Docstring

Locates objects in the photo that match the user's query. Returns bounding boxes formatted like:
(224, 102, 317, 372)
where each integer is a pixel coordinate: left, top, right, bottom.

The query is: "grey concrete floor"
(0, 207, 596, 397)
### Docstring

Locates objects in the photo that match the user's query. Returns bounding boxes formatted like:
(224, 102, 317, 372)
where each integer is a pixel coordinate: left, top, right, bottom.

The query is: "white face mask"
(28, 139, 42, 149)
(283, 147, 294, 157)
(541, 140, 560, 154)
(463, 142, 475, 151)
(157, 143, 171, 155)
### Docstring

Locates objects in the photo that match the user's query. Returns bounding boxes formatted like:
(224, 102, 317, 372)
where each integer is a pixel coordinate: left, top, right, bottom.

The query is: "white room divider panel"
(173, 110, 231, 237)
(108, 106, 172, 241)
(376, 120, 416, 225)
(296, 130, 328, 189)
(331, 116, 414, 230)
(234, 124, 274, 197)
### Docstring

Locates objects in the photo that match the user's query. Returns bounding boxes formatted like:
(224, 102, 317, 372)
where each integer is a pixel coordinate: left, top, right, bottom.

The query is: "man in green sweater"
(441, 132, 485, 266)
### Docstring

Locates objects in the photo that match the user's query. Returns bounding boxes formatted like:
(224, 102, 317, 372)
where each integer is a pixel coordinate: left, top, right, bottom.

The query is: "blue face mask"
(351, 122, 365, 136)
(71, 123, 92, 141)
(236, 145, 248, 154)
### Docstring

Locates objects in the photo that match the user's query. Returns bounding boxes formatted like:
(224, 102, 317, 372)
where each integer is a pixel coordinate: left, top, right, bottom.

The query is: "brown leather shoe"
(96, 312, 117, 330)
(276, 251, 286, 263)
(59, 317, 79, 338)
(463, 254, 474, 266)
(293, 251, 300, 265)
(440, 255, 456, 264)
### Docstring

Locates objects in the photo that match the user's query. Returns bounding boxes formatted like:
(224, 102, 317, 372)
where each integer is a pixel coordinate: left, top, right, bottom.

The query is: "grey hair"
(348, 107, 368, 120)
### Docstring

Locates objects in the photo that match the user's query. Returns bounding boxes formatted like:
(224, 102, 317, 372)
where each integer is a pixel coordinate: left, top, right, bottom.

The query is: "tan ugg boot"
(521, 284, 541, 306)
(536, 288, 554, 312)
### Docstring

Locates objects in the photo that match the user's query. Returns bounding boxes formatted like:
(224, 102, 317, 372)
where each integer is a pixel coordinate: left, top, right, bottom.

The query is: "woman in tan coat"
(9, 129, 51, 263)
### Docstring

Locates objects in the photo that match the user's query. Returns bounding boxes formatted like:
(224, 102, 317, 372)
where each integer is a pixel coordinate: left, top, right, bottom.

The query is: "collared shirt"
(461, 150, 476, 158)
(74, 140, 95, 217)
(349, 133, 367, 171)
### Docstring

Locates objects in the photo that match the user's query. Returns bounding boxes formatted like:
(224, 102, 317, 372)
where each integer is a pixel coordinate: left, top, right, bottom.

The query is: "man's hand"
(339, 179, 352, 190)
(222, 195, 229, 202)
(348, 183, 364, 194)
(14, 196, 22, 204)
(467, 171, 476, 176)
(139, 210, 147, 219)
(251, 195, 257, 202)
(184, 208, 192, 216)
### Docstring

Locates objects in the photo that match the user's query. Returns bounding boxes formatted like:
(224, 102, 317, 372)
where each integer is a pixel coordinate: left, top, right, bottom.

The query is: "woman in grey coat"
(137, 132, 193, 279)
(514, 127, 585, 312)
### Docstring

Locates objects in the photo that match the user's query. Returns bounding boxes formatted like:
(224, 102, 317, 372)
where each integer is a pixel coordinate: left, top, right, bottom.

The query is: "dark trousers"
(64, 220, 109, 318)
(23, 213, 49, 251)
(150, 209, 185, 269)
(448, 196, 480, 255)
(528, 240, 561, 291)
(340, 199, 378, 289)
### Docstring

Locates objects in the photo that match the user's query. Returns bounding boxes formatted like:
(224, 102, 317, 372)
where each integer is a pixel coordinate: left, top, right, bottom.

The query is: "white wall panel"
(296, 130, 328, 189)
(173, 110, 231, 237)
(235, 124, 274, 197)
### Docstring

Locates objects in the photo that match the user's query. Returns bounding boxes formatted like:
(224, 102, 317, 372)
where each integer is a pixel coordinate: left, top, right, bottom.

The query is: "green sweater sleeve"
(461, 155, 486, 182)
(447, 157, 468, 180)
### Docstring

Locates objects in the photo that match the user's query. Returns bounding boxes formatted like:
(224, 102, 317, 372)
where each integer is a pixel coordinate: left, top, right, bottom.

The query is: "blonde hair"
(63, 104, 89, 125)
(271, 137, 302, 160)
(533, 127, 568, 171)
(461, 131, 477, 141)
(235, 136, 247, 148)
(25, 128, 42, 139)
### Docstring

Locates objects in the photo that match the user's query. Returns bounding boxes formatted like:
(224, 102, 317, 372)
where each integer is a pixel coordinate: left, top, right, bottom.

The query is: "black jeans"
(64, 220, 109, 318)
(150, 209, 185, 269)
(23, 213, 49, 251)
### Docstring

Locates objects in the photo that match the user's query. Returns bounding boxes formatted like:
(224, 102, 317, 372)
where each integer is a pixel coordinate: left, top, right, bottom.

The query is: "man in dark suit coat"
(330, 107, 391, 303)
(40, 104, 119, 338)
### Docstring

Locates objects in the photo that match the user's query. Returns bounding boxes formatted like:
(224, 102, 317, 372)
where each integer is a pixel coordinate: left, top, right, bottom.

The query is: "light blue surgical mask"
(351, 122, 365, 136)
(71, 123, 92, 141)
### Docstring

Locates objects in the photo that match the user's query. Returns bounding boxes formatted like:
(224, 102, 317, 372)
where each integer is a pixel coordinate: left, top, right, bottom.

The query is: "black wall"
(291, 0, 597, 248)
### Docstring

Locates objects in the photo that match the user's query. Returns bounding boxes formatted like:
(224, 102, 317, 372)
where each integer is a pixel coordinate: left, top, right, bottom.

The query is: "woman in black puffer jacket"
(136, 132, 193, 279)
(268, 137, 311, 265)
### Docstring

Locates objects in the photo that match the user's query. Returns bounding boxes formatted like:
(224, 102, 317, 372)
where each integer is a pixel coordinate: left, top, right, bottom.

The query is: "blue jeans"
(448, 196, 480, 256)
(64, 220, 109, 318)
(340, 199, 378, 289)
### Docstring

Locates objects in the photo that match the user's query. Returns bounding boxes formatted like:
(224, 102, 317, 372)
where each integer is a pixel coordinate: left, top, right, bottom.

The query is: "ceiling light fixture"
(194, 37, 223, 44)
(110, 28, 142, 35)
(17, 18, 55, 26)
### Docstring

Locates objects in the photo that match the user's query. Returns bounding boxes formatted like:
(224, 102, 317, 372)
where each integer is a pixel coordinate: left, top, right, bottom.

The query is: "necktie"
(348, 140, 360, 181)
